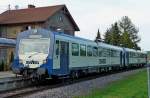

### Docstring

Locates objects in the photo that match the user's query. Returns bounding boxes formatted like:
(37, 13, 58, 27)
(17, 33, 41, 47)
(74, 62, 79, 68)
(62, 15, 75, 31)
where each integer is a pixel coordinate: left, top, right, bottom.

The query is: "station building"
(0, 4, 79, 71)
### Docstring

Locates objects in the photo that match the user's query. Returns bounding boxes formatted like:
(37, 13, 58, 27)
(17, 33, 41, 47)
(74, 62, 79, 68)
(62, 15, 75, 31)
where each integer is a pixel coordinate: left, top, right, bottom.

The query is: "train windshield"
(19, 38, 50, 55)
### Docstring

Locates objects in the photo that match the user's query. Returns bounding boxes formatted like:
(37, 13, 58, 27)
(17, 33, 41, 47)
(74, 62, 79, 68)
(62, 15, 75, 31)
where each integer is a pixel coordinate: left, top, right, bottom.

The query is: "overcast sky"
(0, 0, 149, 51)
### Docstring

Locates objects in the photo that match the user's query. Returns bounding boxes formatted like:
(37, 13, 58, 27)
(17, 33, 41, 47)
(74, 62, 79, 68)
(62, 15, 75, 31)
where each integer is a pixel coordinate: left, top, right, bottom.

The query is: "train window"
(98, 47, 103, 57)
(106, 49, 110, 57)
(110, 50, 113, 57)
(87, 46, 92, 56)
(93, 47, 98, 57)
(110, 50, 119, 57)
(72, 43, 79, 56)
(55, 40, 59, 55)
(102, 48, 107, 57)
(129, 52, 132, 58)
(129, 52, 137, 58)
(80, 44, 86, 56)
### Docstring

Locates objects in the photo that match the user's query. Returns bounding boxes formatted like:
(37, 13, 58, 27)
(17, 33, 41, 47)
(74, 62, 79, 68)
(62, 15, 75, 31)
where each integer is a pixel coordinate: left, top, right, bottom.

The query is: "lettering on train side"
(99, 59, 106, 64)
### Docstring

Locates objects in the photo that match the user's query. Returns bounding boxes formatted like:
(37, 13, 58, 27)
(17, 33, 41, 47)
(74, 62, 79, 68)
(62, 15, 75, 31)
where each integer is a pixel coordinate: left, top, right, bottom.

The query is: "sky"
(0, 0, 149, 51)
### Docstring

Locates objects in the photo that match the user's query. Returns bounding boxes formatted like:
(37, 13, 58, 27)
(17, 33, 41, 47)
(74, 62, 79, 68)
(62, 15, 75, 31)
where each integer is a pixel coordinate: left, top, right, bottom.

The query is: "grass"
(75, 70, 148, 98)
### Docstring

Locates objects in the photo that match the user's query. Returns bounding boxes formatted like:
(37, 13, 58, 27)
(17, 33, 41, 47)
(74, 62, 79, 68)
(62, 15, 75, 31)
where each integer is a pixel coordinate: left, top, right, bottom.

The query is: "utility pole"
(147, 51, 150, 98)
(147, 65, 150, 98)
(8, 4, 11, 10)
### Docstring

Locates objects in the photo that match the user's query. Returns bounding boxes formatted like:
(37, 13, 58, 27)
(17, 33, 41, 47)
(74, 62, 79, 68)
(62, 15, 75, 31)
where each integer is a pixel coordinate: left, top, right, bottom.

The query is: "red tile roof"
(0, 5, 79, 31)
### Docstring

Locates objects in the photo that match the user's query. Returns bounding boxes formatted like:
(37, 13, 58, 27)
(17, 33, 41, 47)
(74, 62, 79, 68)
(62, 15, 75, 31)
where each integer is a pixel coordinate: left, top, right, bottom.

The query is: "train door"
(123, 51, 126, 66)
(120, 51, 123, 66)
(60, 41, 69, 75)
(127, 52, 129, 65)
(53, 40, 60, 69)
(125, 52, 129, 66)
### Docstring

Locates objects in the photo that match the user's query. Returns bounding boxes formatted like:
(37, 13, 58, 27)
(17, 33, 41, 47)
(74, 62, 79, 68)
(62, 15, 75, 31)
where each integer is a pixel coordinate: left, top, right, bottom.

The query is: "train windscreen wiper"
(28, 52, 41, 58)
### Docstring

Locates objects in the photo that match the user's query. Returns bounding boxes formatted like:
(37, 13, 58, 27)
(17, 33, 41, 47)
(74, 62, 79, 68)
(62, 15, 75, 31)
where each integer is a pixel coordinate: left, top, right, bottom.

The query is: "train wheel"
(71, 71, 79, 79)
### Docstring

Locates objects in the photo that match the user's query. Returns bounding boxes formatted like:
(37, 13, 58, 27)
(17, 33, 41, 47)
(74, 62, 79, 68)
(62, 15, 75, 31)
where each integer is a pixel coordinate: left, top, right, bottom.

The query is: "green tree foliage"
(95, 29, 102, 42)
(104, 22, 121, 46)
(103, 16, 141, 50)
(121, 32, 133, 48)
(110, 22, 121, 46)
(104, 29, 112, 44)
(119, 16, 141, 50)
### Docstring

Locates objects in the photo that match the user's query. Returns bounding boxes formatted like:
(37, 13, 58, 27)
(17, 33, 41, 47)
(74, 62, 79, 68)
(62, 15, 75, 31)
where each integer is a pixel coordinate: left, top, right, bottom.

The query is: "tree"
(119, 16, 141, 50)
(121, 32, 134, 48)
(103, 16, 141, 50)
(104, 29, 112, 44)
(95, 29, 102, 42)
(110, 22, 121, 46)
(104, 22, 121, 46)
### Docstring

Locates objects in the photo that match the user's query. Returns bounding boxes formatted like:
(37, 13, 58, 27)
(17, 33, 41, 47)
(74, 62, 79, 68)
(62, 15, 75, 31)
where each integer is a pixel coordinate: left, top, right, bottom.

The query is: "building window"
(72, 43, 79, 56)
(58, 16, 63, 22)
(49, 26, 57, 31)
(0, 32, 2, 37)
(0, 49, 7, 61)
(21, 26, 31, 32)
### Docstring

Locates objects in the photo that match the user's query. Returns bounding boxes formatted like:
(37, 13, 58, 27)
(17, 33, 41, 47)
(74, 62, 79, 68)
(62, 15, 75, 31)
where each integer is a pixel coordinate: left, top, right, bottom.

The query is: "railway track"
(0, 67, 144, 98)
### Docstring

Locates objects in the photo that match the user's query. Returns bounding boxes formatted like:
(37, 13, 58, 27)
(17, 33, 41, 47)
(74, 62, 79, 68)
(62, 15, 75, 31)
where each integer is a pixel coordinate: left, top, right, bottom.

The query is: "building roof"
(0, 5, 79, 31)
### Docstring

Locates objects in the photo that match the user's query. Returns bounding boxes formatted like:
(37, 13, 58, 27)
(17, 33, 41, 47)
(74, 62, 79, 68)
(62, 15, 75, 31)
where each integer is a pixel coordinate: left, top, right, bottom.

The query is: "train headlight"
(43, 59, 47, 64)
(19, 59, 23, 64)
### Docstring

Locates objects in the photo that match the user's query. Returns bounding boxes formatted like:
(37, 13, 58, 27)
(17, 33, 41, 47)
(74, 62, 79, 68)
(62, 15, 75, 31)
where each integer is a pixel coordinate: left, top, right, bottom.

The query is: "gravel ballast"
(22, 68, 145, 98)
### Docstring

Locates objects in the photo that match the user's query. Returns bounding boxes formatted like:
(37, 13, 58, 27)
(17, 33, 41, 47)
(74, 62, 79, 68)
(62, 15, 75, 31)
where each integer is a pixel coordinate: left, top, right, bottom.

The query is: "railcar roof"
(98, 42, 123, 51)
(54, 31, 123, 51)
(18, 29, 145, 53)
(125, 48, 146, 54)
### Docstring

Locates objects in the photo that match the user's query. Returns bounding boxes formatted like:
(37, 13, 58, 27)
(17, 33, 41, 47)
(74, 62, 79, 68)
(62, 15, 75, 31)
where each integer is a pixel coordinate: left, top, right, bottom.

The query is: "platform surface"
(0, 71, 15, 79)
(0, 71, 17, 82)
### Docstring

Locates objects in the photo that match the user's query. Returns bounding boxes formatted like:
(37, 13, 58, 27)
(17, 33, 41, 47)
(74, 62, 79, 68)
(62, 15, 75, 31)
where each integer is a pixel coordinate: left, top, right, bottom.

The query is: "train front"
(12, 29, 54, 78)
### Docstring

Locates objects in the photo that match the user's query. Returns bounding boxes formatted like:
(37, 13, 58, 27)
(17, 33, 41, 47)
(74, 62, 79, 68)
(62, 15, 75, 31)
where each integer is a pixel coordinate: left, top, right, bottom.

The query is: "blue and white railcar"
(124, 48, 147, 66)
(12, 29, 54, 77)
(11, 28, 146, 79)
(98, 43, 124, 68)
(49, 30, 124, 76)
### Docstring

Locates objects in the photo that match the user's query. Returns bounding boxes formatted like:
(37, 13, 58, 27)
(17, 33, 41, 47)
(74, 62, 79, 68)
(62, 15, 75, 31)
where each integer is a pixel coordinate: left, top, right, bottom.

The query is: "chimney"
(15, 5, 19, 10)
(8, 4, 11, 10)
(28, 4, 35, 8)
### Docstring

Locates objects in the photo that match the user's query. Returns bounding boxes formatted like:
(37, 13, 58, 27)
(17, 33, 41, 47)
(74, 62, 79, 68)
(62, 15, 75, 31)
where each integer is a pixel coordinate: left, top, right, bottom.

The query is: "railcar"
(124, 48, 147, 67)
(11, 28, 147, 79)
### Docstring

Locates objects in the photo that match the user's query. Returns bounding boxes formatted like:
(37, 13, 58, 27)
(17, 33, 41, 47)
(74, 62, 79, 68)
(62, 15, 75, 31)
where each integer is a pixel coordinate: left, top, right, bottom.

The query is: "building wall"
(0, 26, 7, 38)
(43, 10, 75, 35)
(2, 23, 43, 39)
(0, 47, 14, 71)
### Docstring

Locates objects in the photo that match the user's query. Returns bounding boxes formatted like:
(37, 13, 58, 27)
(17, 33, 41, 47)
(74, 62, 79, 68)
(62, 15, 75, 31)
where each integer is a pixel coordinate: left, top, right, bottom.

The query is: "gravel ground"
(21, 68, 145, 98)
